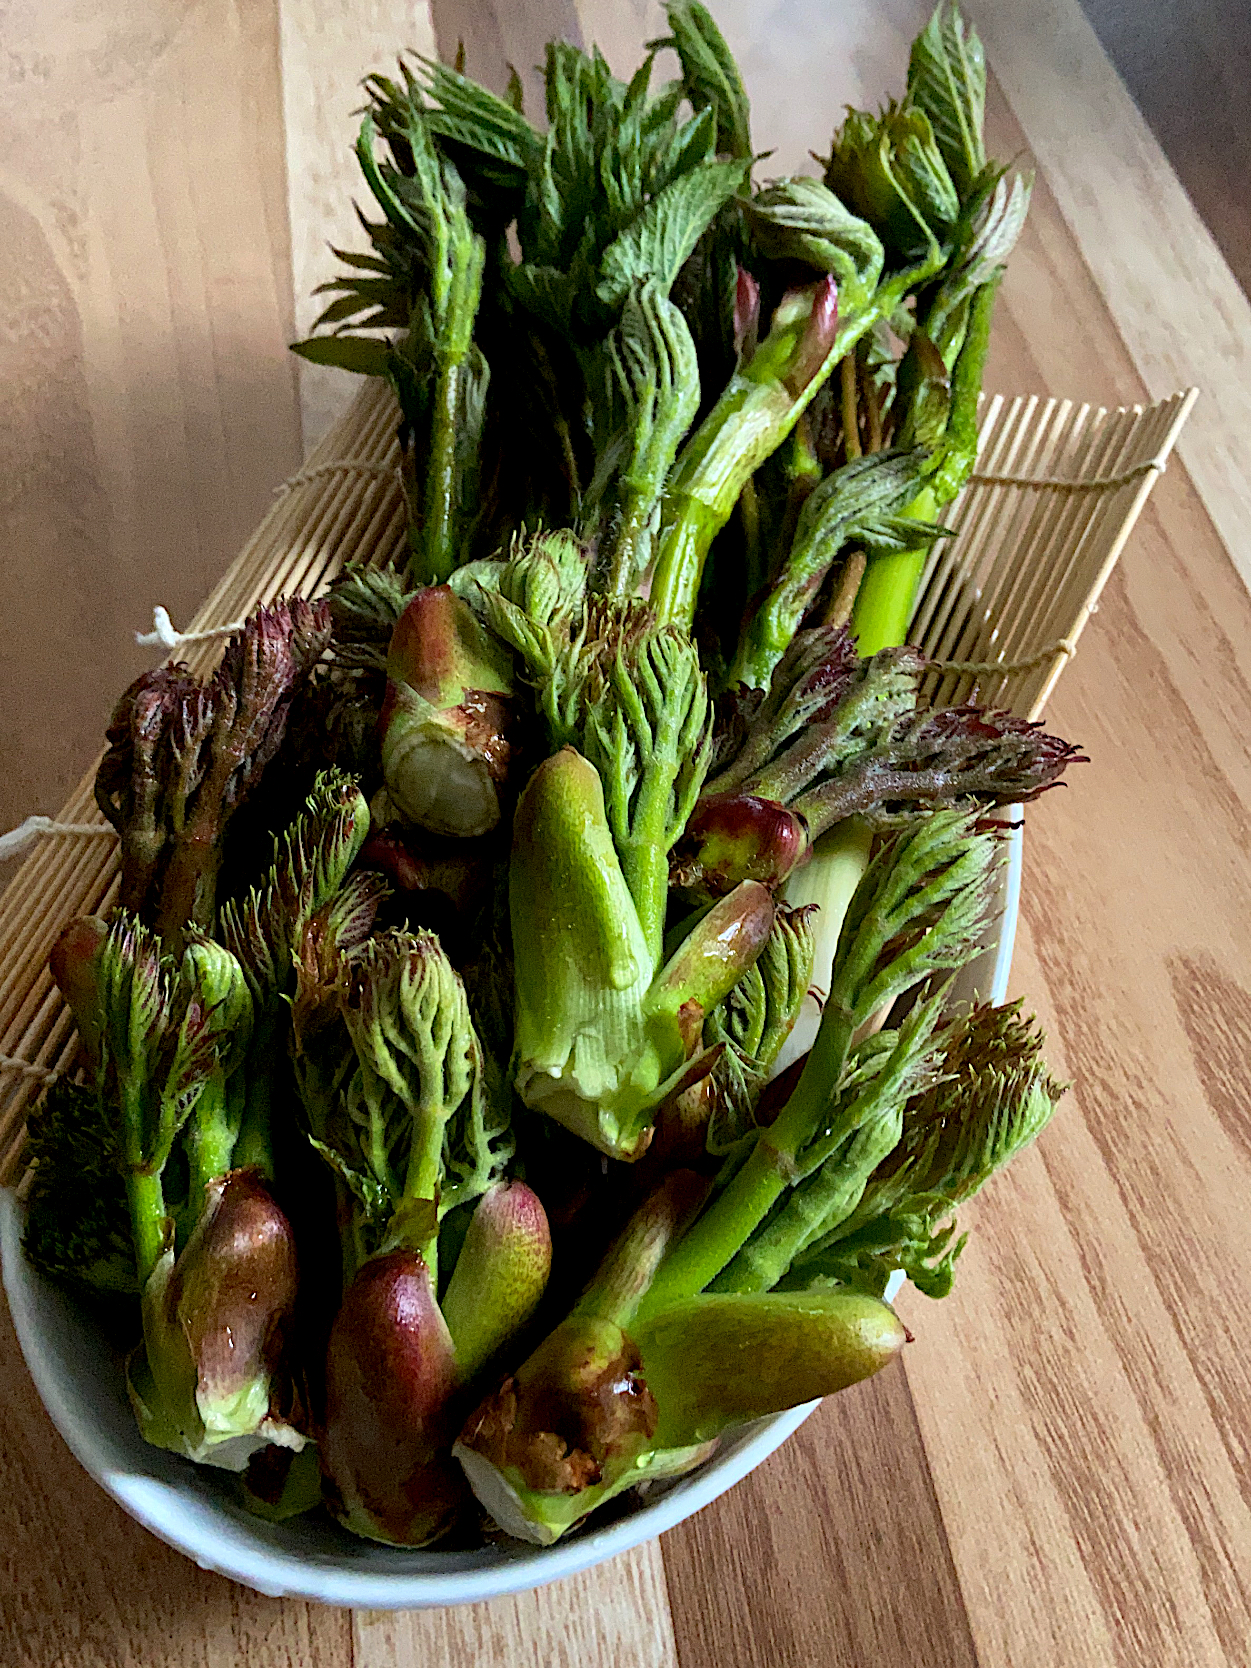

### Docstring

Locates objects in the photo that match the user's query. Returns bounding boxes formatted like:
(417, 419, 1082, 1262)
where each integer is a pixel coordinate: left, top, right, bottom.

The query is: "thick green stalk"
(420, 362, 463, 585)
(605, 493, 655, 598)
(184, 1083, 239, 1214)
(650, 255, 943, 631)
(712, 990, 943, 1291)
(401, 1107, 445, 1282)
(846, 483, 938, 654)
(232, 1014, 279, 1178)
(849, 277, 999, 652)
(712, 1126, 891, 1293)
(127, 1169, 168, 1291)
(634, 979, 859, 1318)
(638, 811, 992, 1313)
(408, 231, 487, 587)
(648, 279, 841, 627)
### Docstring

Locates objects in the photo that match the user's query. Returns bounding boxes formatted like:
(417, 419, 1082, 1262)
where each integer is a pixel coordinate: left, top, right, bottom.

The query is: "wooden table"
(3, 3, 1250, 1663)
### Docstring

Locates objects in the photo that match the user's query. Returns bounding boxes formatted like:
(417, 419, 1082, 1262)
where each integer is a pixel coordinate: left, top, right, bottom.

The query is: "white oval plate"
(0, 817, 1021, 1607)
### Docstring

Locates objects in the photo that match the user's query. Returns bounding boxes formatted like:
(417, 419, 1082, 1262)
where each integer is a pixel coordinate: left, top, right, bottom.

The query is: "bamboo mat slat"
(915, 388, 1197, 717)
(0, 380, 1195, 1183)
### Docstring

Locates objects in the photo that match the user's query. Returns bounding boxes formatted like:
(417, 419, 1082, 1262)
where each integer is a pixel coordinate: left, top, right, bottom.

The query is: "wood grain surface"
(0, 0, 303, 842)
(2, 2, 1249, 1665)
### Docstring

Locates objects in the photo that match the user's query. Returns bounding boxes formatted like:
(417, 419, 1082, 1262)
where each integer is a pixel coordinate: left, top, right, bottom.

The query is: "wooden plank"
(660, 1365, 978, 1668)
(353, 1545, 679, 1668)
(1080, 0, 1251, 297)
(0, 0, 303, 844)
(277, 0, 439, 450)
(897, 72, 1251, 1667)
(968, 0, 1251, 592)
(0, 1282, 352, 1668)
(3, 5, 1249, 1666)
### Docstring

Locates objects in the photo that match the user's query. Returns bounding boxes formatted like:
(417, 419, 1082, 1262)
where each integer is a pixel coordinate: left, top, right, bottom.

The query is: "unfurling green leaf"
(785, 1001, 1065, 1298)
(315, 930, 511, 1279)
(746, 178, 884, 307)
(654, 1, 753, 160)
(597, 158, 750, 309)
(824, 104, 958, 263)
(906, 1, 987, 197)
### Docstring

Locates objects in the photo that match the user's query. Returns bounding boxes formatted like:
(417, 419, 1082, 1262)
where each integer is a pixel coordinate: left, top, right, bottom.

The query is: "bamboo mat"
(0, 379, 1195, 1185)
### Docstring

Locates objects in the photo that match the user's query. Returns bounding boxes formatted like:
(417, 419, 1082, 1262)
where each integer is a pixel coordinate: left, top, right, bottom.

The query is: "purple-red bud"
(321, 1250, 465, 1546)
(49, 915, 110, 1070)
(734, 266, 761, 362)
(674, 793, 808, 894)
(166, 1169, 300, 1428)
(781, 275, 839, 398)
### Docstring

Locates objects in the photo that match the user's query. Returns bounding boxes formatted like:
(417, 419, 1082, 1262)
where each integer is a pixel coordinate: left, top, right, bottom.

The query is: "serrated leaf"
(418, 56, 540, 175)
(655, 1, 753, 161)
(906, 2, 987, 197)
(597, 158, 749, 308)
(649, 105, 717, 197)
(747, 177, 884, 303)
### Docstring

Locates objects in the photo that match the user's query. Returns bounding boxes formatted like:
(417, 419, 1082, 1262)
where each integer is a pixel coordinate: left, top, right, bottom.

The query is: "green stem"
(649, 254, 944, 631)
(127, 1168, 168, 1291)
(648, 286, 841, 627)
(847, 485, 938, 654)
(409, 227, 486, 587)
(418, 360, 462, 585)
(712, 1146, 876, 1294)
(233, 1021, 278, 1177)
(635, 982, 859, 1321)
(848, 278, 1001, 654)
(184, 1078, 237, 1214)
(840, 354, 862, 459)
(400, 1104, 445, 1281)
(604, 493, 652, 597)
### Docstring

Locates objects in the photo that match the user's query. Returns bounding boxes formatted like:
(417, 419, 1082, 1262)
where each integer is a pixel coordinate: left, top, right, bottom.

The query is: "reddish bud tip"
(442, 1182, 553, 1384)
(170, 1170, 299, 1416)
(679, 794, 808, 893)
(322, 1250, 464, 1546)
(782, 275, 839, 398)
(49, 916, 111, 1068)
(734, 266, 761, 361)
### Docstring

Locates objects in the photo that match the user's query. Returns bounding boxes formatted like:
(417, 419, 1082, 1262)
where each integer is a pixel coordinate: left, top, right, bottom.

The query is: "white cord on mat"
(135, 605, 246, 652)
(0, 816, 116, 863)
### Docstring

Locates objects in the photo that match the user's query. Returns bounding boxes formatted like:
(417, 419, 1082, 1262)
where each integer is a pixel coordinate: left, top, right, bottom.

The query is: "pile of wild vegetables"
(24, 2, 1080, 1547)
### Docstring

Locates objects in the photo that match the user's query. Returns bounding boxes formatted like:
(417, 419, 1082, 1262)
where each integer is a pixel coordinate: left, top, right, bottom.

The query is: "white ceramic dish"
(0, 816, 1021, 1608)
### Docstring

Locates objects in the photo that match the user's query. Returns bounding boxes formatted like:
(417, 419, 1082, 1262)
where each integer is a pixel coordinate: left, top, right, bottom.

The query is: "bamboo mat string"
(967, 455, 1168, 490)
(0, 1053, 59, 1084)
(273, 458, 399, 497)
(0, 818, 116, 863)
(927, 638, 1077, 676)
